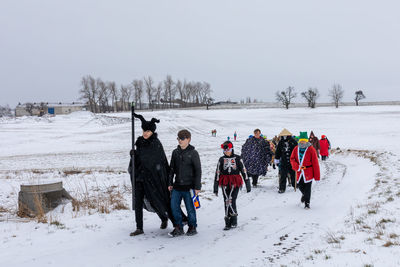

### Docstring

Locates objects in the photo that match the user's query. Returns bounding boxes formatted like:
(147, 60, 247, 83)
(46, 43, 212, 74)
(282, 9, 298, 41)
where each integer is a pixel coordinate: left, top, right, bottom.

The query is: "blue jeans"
(171, 189, 197, 228)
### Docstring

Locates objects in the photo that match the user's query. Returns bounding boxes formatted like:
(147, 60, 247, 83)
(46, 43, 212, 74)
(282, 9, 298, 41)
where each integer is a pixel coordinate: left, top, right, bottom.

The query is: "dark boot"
(160, 220, 168, 229)
(252, 176, 259, 187)
(230, 216, 237, 228)
(304, 203, 310, 209)
(168, 226, 184, 237)
(186, 226, 198, 236)
(301, 195, 305, 203)
(130, 229, 144, 236)
(223, 217, 231, 231)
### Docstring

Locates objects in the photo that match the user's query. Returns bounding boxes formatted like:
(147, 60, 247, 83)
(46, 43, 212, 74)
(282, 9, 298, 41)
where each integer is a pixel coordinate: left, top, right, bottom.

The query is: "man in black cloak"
(128, 113, 176, 236)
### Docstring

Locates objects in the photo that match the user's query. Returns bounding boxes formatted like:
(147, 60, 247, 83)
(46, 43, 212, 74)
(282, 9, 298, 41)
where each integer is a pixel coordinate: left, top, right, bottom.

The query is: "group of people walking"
(129, 112, 329, 237)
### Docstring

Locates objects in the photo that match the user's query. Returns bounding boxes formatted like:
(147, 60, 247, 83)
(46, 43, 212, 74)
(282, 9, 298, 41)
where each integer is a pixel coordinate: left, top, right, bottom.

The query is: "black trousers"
(321, 156, 327, 161)
(249, 174, 259, 186)
(297, 178, 312, 205)
(222, 186, 239, 218)
(279, 166, 295, 191)
(135, 182, 168, 230)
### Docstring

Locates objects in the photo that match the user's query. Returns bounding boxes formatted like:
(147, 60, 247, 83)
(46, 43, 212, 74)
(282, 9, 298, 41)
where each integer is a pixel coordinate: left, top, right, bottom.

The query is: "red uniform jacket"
(290, 145, 320, 182)
(319, 138, 330, 157)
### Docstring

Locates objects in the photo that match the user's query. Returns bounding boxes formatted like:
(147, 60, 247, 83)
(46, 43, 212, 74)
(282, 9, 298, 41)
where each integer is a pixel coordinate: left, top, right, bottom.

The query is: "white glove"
(274, 159, 280, 164)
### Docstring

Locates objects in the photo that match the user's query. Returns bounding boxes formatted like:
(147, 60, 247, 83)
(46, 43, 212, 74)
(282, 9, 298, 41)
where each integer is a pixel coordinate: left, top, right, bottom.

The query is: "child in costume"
(214, 141, 251, 230)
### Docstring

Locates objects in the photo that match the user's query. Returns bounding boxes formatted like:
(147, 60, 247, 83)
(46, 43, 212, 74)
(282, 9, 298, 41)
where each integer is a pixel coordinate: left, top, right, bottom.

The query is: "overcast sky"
(1, 0, 400, 107)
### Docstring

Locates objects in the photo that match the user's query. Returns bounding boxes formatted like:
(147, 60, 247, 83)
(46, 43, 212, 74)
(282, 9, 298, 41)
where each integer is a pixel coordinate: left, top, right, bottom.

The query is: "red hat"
(321, 135, 326, 139)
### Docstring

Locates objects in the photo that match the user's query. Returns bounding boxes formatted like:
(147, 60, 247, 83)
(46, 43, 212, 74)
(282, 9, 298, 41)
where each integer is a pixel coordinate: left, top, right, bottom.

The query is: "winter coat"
(275, 136, 298, 168)
(128, 133, 171, 213)
(290, 143, 320, 183)
(168, 144, 202, 190)
(319, 138, 330, 157)
(241, 136, 272, 176)
(309, 131, 320, 153)
(213, 152, 251, 193)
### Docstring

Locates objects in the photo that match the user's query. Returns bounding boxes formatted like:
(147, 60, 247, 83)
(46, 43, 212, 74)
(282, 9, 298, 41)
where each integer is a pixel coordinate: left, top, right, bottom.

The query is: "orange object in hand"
(301, 166, 307, 170)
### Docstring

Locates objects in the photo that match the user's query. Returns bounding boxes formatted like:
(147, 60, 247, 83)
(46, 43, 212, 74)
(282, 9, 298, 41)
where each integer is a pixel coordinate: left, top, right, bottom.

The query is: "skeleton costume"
(214, 141, 251, 230)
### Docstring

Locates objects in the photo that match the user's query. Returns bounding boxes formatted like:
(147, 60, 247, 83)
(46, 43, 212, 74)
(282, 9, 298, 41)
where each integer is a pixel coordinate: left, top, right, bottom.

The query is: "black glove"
(213, 180, 219, 196)
(245, 179, 251, 193)
(130, 149, 134, 157)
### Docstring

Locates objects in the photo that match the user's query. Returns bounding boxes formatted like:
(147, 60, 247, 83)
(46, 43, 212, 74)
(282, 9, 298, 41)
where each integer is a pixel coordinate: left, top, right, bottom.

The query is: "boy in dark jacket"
(214, 141, 251, 230)
(168, 129, 202, 237)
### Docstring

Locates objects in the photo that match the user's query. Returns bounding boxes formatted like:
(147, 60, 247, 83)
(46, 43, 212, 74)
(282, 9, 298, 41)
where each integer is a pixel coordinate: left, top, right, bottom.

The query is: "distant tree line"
(274, 84, 366, 109)
(79, 75, 213, 113)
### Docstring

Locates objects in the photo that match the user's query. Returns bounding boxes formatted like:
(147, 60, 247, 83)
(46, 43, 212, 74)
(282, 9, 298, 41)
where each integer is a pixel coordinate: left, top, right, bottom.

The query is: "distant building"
(15, 102, 86, 117)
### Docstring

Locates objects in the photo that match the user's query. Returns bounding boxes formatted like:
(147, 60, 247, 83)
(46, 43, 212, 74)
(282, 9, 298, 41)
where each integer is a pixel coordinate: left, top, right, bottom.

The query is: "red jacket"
(290, 145, 320, 182)
(319, 138, 330, 156)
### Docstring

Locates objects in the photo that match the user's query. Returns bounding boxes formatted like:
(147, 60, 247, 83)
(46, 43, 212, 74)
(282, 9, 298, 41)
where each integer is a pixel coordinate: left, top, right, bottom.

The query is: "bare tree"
(95, 78, 109, 113)
(120, 84, 130, 111)
(126, 84, 134, 110)
(354, 90, 366, 106)
(199, 82, 211, 104)
(0, 104, 12, 117)
(276, 86, 297, 109)
(164, 75, 175, 108)
(88, 76, 98, 113)
(301, 87, 320, 108)
(176, 80, 184, 101)
(329, 83, 344, 108)
(24, 102, 35, 116)
(193, 82, 202, 104)
(155, 82, 162, 109)
(144, 76, 155, 110)
(108, 81, 118, 112)
(79, 75, 95, 112)
(182, 81, 192, 107)
(132, 79, 144, 109)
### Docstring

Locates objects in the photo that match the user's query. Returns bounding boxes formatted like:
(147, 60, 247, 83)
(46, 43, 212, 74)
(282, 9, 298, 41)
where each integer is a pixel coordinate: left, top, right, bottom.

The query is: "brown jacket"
(309, 131, 320, 153)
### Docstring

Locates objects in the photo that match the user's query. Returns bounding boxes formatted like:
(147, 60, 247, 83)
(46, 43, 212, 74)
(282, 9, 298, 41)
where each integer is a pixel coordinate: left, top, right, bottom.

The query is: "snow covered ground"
(1, 106, 400, 267)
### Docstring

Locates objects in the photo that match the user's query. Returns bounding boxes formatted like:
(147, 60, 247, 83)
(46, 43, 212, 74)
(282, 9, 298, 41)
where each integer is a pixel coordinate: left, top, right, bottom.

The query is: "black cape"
(128, 133, 171, 217)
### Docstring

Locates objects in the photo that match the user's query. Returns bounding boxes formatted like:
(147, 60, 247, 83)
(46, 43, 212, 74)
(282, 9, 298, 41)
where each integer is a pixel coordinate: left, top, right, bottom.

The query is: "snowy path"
(0, 154, 378, 267)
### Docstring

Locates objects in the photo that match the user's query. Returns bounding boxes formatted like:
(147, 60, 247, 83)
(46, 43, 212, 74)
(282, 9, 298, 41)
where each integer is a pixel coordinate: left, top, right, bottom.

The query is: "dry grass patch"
(377, 218, 395, 225)
(389, 233, 399, 239)
(313, 249, 323, 254)
(326, 232, 341, 245)
(383, 240, 399, 247)
(71, 184, 128, 214)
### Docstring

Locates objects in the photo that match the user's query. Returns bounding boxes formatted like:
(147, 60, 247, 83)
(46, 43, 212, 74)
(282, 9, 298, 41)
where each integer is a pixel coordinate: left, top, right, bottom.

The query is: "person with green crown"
(290, 132, 320, 209)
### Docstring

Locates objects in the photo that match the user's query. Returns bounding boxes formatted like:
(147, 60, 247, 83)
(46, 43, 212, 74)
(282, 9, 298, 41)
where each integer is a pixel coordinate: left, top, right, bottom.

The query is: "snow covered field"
(1, 106, 400, 267)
